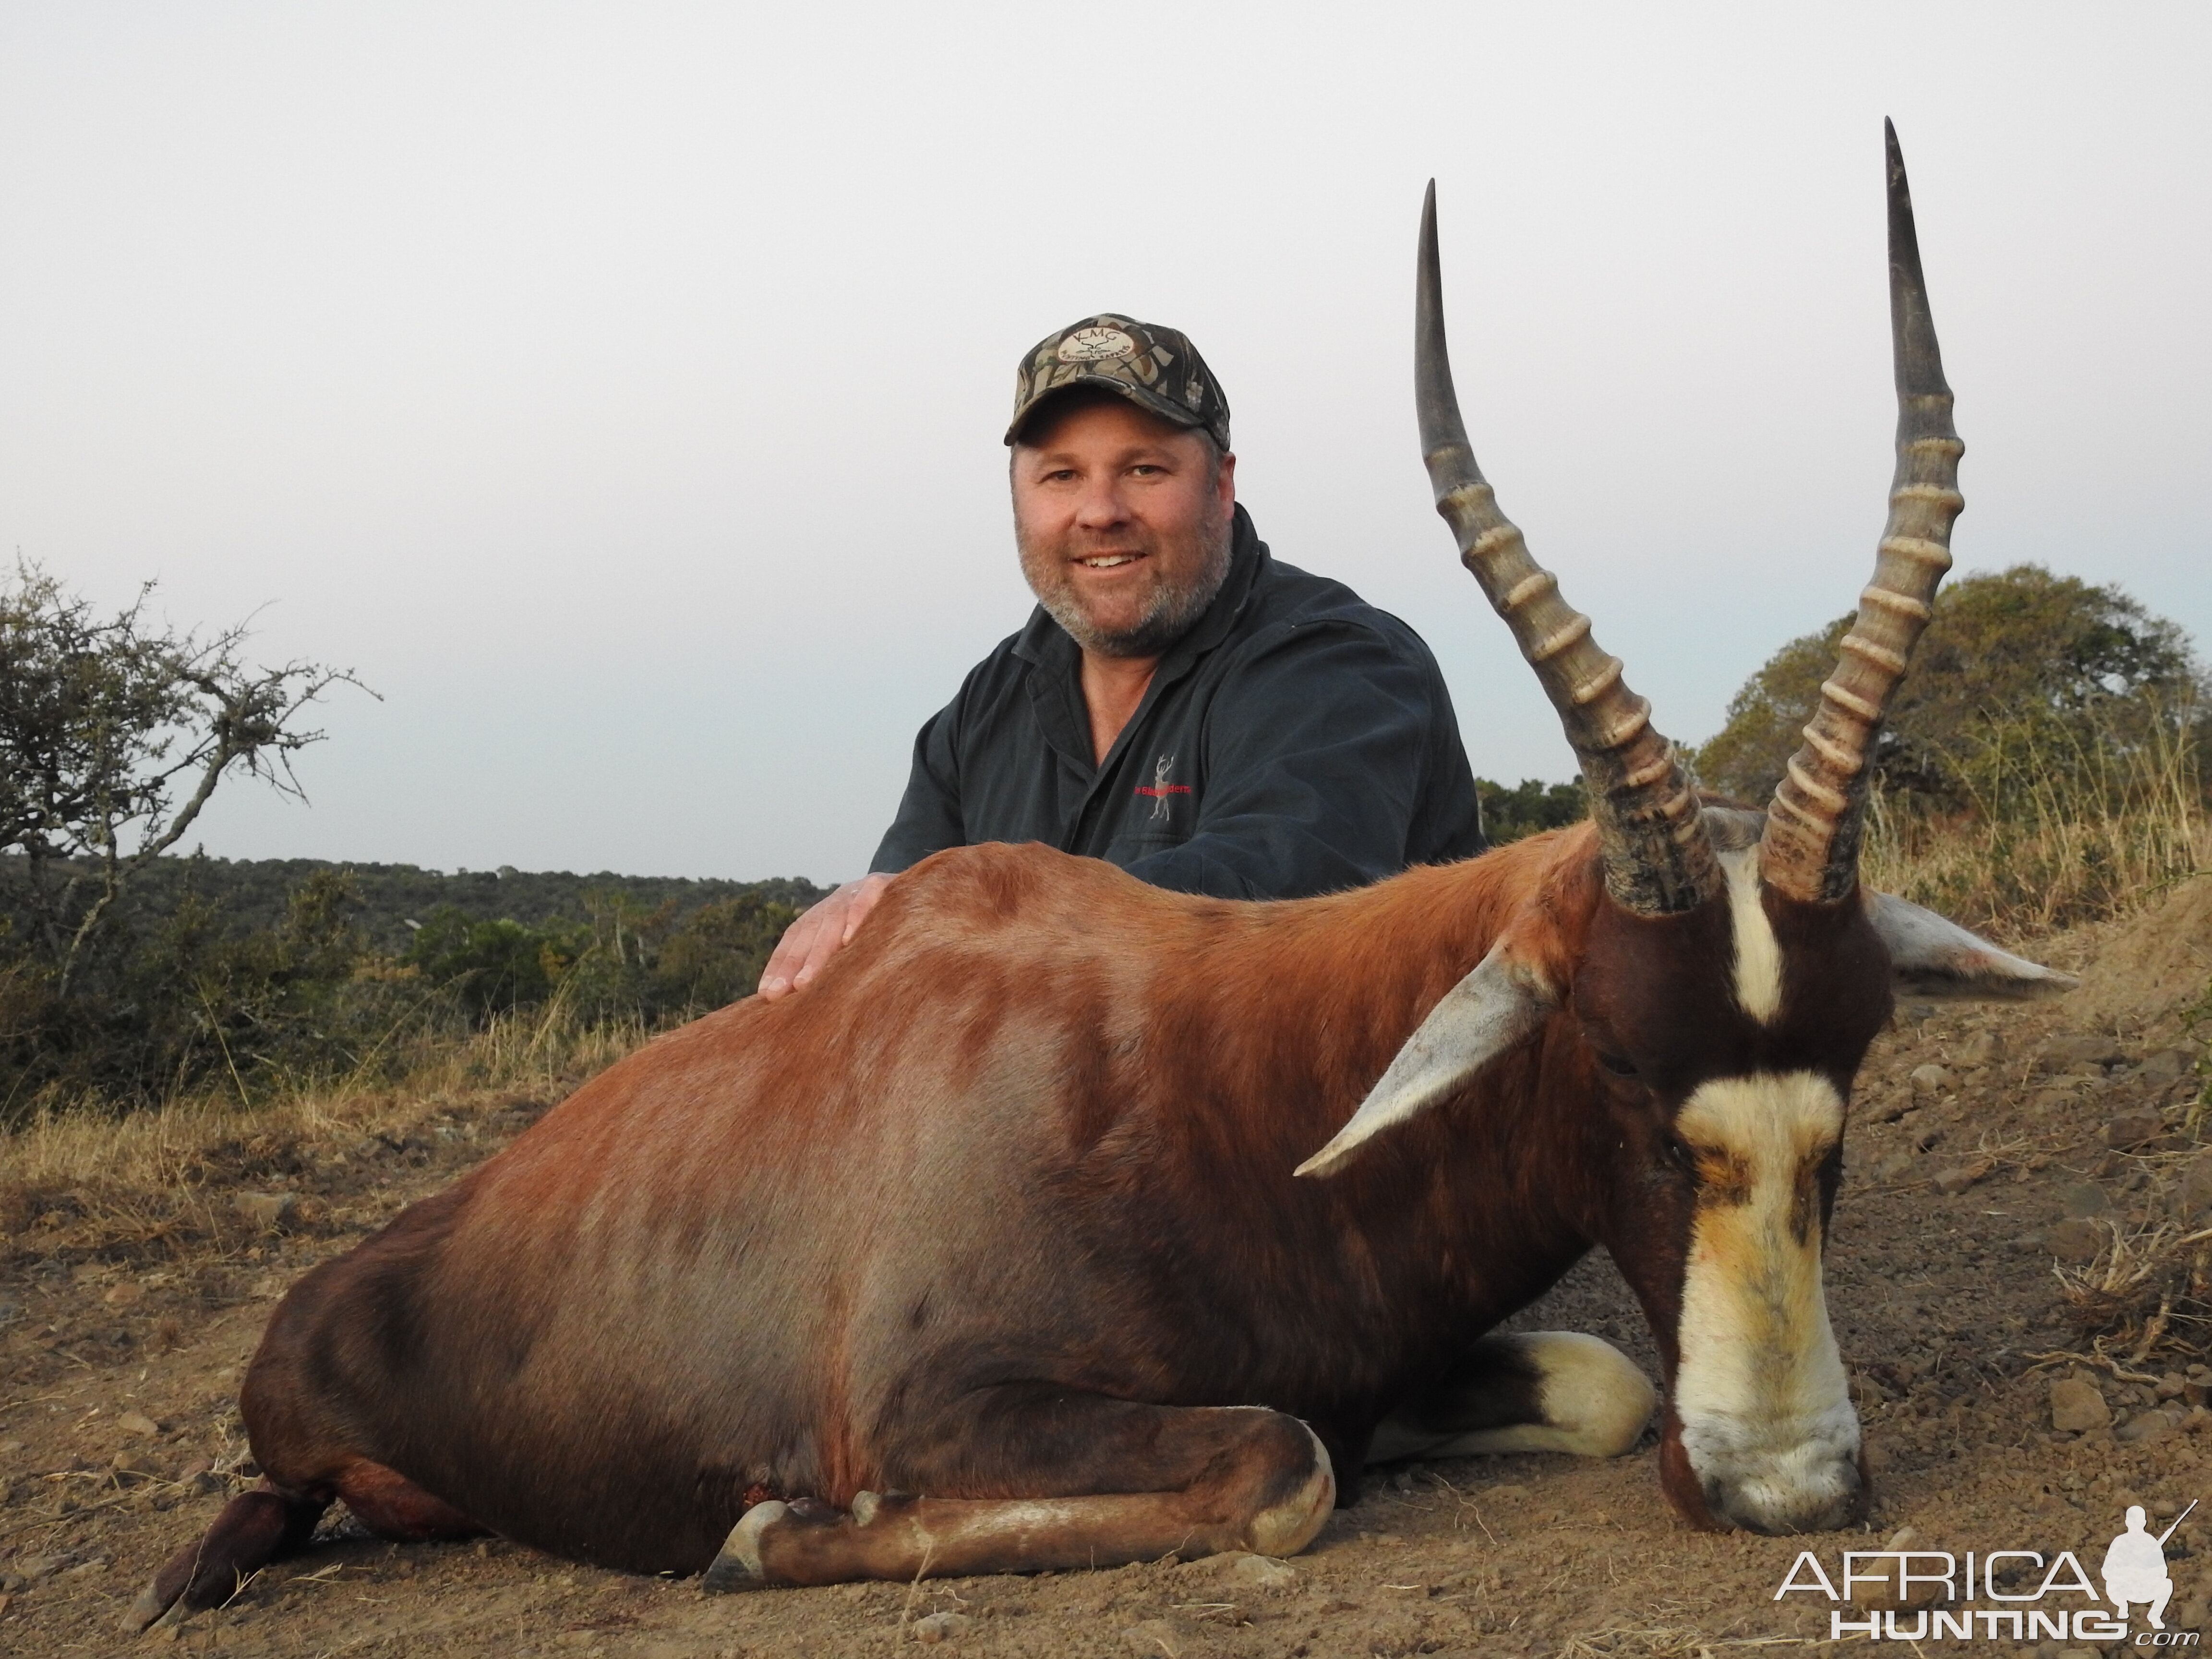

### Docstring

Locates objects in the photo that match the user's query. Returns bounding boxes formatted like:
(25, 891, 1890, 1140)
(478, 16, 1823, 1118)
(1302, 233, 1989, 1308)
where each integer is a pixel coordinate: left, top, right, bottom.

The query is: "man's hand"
(757, 873, 894, 1001)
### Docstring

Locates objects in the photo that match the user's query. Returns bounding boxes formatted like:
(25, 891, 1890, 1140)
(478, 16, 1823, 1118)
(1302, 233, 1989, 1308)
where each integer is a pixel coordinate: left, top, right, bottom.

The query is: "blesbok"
(135, 124, 2067, 1631)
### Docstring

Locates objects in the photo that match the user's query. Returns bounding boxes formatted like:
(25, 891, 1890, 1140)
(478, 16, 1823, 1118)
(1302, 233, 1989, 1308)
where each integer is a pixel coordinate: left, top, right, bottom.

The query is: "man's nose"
(1072, 476, 1131, 530)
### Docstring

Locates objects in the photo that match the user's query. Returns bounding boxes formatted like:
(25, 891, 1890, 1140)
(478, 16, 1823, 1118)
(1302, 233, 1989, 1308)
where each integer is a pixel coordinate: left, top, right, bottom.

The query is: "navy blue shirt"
(871, 505, 1484, 900)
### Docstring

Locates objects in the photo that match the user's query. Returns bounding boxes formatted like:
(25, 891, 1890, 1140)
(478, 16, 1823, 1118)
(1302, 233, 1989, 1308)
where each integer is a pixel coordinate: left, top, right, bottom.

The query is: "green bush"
(1477, 777, 1587, 844)
(401, 908, 577, 1020)
(2, 859, 808, 1120)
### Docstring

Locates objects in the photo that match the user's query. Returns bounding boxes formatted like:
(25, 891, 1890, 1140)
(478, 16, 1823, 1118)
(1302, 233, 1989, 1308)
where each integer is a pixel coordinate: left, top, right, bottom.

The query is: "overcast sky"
(3, 3, 2206, 885)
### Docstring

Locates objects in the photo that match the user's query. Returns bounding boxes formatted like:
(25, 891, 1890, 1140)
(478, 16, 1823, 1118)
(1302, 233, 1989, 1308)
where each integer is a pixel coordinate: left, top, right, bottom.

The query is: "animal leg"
(330, 1458, 488, 1543)
(126, 1481, 329, 1632)
(703, 1393, 1334, 1591)
(1367, 1331, 1656, 1463)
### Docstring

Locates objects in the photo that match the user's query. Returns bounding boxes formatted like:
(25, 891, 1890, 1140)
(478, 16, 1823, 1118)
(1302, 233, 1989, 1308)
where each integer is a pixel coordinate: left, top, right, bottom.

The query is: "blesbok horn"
(1416, 181, 1719, 915)
(1760, 121, 1964, 904)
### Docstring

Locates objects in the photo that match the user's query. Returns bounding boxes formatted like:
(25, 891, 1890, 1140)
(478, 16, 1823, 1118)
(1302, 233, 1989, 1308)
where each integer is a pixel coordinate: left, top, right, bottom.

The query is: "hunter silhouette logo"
(1775, 1501, 2200, 1644)
(2108, 1501, 2194, 1631)
(1134, 754, 1190, 821)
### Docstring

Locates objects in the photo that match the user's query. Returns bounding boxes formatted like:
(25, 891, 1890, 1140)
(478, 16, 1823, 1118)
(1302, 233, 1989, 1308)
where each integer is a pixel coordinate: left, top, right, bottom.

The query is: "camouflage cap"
(1005, 314, 1230, 452)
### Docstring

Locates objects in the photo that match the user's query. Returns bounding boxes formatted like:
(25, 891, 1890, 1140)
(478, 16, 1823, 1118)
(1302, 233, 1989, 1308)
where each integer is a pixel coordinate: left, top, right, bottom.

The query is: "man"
(2102, 1504, 2175, 1630)
(759, 314, 1482, 1000)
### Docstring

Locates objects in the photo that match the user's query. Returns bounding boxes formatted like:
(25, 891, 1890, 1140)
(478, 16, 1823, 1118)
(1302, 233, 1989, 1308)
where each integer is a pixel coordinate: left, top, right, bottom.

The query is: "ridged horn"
(1760, 121, 1963, 904)
(1417, 181, 1719, 916)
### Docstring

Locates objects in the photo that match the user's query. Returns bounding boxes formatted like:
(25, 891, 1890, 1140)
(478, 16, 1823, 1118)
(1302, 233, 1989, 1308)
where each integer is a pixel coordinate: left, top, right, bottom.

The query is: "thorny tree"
(0, 562, 367, 996)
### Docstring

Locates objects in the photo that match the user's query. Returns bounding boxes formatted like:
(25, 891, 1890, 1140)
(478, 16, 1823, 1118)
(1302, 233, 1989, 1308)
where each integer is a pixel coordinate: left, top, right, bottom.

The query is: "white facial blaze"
(1671, 1072, 1859, 1533)
(1721, 846, 1782, 1024)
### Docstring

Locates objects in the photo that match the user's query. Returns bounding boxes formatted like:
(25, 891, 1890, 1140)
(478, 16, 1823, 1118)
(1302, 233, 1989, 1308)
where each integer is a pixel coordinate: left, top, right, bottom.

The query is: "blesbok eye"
(1662, 1134, 1699, 1177)
(1595, 1050, 1637, 1078)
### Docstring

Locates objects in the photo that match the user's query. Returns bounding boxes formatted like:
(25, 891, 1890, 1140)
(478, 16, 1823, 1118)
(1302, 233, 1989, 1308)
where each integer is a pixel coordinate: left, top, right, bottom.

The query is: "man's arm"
(757, 695, 965, 1000)
(1123, 621, 1479, 900)
(869, 697, 967, 878)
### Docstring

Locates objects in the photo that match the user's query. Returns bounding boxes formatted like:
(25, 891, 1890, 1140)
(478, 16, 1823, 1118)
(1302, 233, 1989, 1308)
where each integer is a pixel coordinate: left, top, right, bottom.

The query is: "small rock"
(2104, 1111, 2167, 1149)
(117, 1411, 160, 1437)
(2057, 1180, 2115, 1218)
(1932, 1159, 1991, 1196)
(1122, 1617, 1194, 1658)
(15, 1555, 67, 1581)
(60, 1558, 107, 1578)
(1909, 1064, 1954, 1098)
(911, 1611, 972, 1643)
(101, 1282, 144, 1306)
(2052, 1376, 2112, 1432)
(1954, 1029, 2006, 1068)
(1869, 1150, 1917, 1185)
(2042, 1032, 2125, 1072)
(2047, 1218, 2109, 1262)
(2119, 1410, 2178, 1446)
(2141, 1048, 2195, 1083)
(1221, 1552, 1300, 1595)
(2180, 1157, 2212, 1218)
(234, 1191, 297, 1230)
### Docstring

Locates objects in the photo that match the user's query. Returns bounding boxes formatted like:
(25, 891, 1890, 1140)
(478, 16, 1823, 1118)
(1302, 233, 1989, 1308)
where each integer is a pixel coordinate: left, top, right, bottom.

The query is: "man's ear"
(1863, 889, 2079, 1001)
(1296, 940, 1556, 1178)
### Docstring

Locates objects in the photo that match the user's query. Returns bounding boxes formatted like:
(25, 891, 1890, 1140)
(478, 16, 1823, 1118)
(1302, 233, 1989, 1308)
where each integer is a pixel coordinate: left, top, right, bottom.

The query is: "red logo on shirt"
(1133, 784, 1191, 797)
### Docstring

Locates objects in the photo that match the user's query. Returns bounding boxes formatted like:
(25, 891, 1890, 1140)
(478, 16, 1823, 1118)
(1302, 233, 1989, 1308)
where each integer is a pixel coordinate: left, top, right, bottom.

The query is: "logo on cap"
(1056, 326, 1139, 364)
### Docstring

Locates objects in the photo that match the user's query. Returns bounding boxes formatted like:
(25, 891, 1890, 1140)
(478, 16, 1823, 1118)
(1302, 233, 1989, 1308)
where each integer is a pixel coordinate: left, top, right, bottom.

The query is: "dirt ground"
(7, 877, 2212, 1658)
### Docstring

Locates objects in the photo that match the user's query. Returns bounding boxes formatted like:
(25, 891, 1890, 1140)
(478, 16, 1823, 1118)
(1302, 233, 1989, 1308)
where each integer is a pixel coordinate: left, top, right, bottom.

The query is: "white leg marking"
(1365, 1333, 1656, 1461)
(1244, 1419, 1336, 1557)
(1720, 847, 1783, 1024)
(1671, 1072, 1859, 1532)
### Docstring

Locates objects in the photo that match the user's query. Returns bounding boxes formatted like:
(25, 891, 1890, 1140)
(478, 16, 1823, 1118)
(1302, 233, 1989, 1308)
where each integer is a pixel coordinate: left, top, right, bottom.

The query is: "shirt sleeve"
(870, 697, 968, 875)
(1121, 621, 1453, 901)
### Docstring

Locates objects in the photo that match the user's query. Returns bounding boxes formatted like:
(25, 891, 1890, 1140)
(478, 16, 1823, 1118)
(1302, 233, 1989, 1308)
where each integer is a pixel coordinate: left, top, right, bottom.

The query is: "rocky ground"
(5, 876, 2212, 1658)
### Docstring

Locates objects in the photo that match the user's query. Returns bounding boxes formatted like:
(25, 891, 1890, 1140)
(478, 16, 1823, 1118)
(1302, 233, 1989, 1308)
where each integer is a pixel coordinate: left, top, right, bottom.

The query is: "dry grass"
(1862, 709, 2210, 937)
(0, 1001, 649, 1253)
(2052, 1217, 2212, 1358)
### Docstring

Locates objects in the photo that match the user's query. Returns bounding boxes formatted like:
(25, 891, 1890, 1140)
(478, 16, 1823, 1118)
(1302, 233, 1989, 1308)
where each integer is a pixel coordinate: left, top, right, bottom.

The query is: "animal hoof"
(123, 1581, 177, 1635)
(701, 1500, 787, 1593)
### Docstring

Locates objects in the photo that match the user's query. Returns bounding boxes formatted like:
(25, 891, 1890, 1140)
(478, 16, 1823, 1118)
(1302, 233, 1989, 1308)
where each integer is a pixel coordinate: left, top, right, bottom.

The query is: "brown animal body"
(221, 834, 1673, 1572)
(136, 126, 2070, 1630)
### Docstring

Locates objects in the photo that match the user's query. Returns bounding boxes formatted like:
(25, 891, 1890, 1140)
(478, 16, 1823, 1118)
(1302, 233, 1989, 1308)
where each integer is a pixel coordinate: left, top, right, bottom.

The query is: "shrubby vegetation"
(1475, 777, 1587, 845)
(1, 853, 818, 1118)
(1693, 564, 2209, 931)
(0, 561, 819, 1119)
(1696, 564, 2205, 813)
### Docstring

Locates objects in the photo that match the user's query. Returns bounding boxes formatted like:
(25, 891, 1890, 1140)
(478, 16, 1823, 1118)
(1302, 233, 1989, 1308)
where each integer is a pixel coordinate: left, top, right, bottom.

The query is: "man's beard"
(1018, 517, 1234, 659)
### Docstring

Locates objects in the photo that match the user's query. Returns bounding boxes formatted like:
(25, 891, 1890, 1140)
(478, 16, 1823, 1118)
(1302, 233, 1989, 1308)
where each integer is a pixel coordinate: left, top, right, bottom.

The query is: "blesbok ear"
(1864, 890, 2079, 1002)
(1296, 941, 1557, 1178)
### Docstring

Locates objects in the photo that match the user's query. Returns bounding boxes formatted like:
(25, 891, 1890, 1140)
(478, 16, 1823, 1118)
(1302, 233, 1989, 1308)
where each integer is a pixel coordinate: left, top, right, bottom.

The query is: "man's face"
(1011, 394, 1237, 659)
